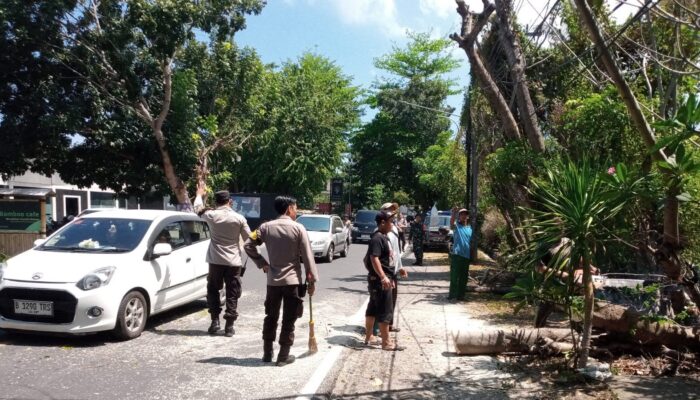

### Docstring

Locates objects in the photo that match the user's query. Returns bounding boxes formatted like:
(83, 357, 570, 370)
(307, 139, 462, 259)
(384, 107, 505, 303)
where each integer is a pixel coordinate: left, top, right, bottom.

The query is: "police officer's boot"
(208, 318, 220, 334)
(276, 345, 295, 366)
(262, 340, 274, 363)
(224, 319, 235, 337)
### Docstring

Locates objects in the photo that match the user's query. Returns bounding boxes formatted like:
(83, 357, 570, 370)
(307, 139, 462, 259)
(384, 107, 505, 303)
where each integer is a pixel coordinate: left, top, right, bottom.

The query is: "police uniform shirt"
(244, 216, 320, 286)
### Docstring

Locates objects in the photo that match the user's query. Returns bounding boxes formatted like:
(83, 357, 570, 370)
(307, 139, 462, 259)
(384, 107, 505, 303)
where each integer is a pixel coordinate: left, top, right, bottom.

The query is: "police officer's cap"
(214, 190, 230, 204)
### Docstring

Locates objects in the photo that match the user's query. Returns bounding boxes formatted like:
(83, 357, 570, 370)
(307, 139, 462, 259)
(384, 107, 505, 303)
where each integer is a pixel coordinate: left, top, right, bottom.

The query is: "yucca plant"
(523, 159, 634, 368)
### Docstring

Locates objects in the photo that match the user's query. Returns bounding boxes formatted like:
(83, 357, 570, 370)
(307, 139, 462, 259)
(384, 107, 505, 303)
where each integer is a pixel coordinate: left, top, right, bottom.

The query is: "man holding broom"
(244, 195, 319, 366)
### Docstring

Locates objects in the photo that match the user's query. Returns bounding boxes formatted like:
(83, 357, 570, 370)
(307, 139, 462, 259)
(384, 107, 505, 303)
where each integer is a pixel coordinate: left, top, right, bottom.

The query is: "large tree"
(1, 0, 265, 208)
(233, 52, 362, 206)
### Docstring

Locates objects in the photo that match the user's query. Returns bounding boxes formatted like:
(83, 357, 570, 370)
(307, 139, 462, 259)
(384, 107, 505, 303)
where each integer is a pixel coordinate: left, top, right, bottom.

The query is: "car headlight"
(77, 266, 116, 291)
(0, 261, 6, 282)
(352, 227, 359, 232)
(312, 240, 328, 246)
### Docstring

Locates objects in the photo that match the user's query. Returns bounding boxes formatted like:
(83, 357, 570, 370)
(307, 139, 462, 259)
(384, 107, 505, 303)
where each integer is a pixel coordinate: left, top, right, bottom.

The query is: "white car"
(296, 214, 349, 263)
(0, 210, 212, 340)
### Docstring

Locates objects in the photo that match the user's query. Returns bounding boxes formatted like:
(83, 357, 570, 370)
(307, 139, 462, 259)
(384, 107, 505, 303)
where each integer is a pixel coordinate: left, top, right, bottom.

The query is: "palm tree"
(525, 159, 630, 367)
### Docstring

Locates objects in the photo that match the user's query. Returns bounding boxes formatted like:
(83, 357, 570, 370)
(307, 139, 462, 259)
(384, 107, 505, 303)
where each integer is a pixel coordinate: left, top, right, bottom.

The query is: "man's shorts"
(365, 275, 394, 323)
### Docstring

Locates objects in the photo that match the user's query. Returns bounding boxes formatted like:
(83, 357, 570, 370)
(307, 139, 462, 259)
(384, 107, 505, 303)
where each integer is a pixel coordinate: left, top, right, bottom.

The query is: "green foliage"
(374, 31, 461, 91)
(413, 131, 466, 209)
(392, 190, 411, 206)
(0, 0, 265, 196)
(556, 88, 643, 167)
(352, 32, 461, 209)
(680, 167, 700, 264)
(0, 0, 78, 178)
(365, 184, 388, 210)
(235, 53, 361, 205)
(485, 141, 545, 186)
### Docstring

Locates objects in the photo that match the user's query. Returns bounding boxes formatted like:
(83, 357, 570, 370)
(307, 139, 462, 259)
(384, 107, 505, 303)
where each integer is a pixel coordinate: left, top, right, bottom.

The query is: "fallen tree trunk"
(466, 285, 513, 294)
(592, 301, 700, 350)
(454, 328, 577, 355)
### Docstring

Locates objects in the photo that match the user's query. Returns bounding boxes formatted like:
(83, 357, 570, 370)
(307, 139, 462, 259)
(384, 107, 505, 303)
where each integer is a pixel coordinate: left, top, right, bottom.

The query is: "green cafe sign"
(0, 200, 41, 232)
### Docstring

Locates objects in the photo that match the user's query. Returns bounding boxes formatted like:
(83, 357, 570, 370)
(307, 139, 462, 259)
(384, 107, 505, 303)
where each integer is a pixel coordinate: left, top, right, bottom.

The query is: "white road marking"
(295, 297, 370, 400)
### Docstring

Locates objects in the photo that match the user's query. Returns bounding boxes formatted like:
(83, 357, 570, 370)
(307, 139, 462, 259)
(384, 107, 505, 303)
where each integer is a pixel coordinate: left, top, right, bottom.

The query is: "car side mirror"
(152, 243, 173, 258)
(33, 239, 46, 247)
(334, 227, 344, 233)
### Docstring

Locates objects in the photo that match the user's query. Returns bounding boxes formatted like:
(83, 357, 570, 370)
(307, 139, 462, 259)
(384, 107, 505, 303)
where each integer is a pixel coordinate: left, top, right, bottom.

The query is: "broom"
(308, 290, 318, 354)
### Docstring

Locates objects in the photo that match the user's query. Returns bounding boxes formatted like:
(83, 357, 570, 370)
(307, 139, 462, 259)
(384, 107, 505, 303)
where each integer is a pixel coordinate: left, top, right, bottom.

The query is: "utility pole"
(464, 86, 479, 260)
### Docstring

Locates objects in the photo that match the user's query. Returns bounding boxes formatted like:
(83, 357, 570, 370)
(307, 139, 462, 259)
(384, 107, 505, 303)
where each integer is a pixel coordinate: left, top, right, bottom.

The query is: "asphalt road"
(0, 243, 371, 400)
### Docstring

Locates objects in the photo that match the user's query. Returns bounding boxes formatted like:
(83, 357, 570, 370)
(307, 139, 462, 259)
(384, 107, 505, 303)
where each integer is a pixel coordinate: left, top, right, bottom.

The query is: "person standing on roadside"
(409, 214, 425, 266)
(378, 202, 407, 333)
(363, 211, 404, 351)
(195, 188, 251, 337)
(448, 207, 473, 301)
(244, 196, 319, 366)
(396, 212, 408, 251)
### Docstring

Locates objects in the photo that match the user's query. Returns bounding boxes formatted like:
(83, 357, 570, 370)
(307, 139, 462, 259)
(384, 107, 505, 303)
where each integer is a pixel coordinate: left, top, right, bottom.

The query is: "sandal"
(389, 326, 401, 332)
(363, 336, 381, 347)
(382, 342, 406, 351)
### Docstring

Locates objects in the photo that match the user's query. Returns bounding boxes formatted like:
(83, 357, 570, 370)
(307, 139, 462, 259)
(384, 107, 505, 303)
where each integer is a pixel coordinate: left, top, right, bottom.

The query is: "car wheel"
(340, 241, 349, 257)
(113, 291, 148, 340)
(325, 243, 334, 263)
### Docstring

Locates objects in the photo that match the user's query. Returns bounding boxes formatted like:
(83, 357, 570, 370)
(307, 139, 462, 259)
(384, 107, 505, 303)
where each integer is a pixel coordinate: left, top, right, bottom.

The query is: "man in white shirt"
(377, 202, 408, 333)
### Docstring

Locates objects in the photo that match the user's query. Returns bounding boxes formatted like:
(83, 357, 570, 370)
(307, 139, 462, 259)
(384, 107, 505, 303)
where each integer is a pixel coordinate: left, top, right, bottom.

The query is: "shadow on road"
(0, 328, 110, 347)
(197, 356, 269, 367)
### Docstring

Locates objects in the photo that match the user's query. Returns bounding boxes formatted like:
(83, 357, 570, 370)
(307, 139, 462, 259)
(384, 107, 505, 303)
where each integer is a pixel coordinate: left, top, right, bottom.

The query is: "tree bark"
(454, 328, 577, 355)
(494, 0, 545, 152)
(579, 254, 595, 367)
(139, 59, 192, 210)
(591, 301, 700, 351)
(450, 0, 522, 142)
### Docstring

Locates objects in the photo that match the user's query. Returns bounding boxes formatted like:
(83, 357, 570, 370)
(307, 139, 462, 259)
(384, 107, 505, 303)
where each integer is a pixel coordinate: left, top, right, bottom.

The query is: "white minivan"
(0, 210, 212, 340)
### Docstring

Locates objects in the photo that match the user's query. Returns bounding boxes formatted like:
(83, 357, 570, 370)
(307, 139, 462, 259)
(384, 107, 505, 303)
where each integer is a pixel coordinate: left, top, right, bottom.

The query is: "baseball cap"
(458, 208, 469, 215)
(375, 210, 395, 224)
(214, 190, 230, 204)
(380, 202, 399, 212)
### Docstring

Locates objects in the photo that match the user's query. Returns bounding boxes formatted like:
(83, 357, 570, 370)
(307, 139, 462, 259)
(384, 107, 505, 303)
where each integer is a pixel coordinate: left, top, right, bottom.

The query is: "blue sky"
(234, 0, 639, 125)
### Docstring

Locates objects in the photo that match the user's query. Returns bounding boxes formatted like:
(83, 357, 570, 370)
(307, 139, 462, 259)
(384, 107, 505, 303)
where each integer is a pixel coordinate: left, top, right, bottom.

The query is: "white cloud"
(327, 0, 406, 38)
(418, 0, 455, 19)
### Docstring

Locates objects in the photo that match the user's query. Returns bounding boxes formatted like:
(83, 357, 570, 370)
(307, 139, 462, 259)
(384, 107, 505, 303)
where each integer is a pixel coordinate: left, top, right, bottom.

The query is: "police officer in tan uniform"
(244, 195, 319, 366)
(195, 188, 251, 337)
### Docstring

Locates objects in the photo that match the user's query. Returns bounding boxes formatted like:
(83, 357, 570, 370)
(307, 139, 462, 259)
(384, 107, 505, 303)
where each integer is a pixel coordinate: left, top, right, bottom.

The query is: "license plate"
(13, 299, 54, 316)
(360, 234, 370, 240)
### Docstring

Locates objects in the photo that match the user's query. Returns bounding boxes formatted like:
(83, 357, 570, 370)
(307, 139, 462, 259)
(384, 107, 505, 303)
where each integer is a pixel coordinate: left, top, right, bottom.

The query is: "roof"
(297, 214, 339, 219)
(0, 187, 56, 199)
(78, 209, 199, 221)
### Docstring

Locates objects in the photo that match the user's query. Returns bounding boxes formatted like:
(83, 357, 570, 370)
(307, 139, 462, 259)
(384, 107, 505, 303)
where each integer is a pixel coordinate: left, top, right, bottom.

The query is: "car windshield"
(297, 217, 330, 232)
(355, 211, 377, 223)
(425, 216, 451, 228)
(38, 217, 152, 252)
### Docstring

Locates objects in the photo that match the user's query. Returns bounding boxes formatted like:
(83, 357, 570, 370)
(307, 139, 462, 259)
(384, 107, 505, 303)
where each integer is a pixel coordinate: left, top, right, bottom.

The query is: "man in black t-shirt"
(363, 211, 404, 351)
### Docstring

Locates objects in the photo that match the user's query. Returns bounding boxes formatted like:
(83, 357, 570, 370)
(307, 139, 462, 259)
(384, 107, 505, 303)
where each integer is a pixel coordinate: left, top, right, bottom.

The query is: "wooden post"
(39, 198, 47, 239)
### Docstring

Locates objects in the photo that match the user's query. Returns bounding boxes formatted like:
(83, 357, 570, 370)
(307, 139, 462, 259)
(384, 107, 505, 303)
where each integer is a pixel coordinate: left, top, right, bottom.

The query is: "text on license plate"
(360, 235, 370, 239)
(13, 299, 54, 316)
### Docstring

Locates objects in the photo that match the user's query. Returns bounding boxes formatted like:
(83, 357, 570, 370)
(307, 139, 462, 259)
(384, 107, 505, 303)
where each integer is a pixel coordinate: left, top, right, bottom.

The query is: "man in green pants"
(448, 208, 473, 301)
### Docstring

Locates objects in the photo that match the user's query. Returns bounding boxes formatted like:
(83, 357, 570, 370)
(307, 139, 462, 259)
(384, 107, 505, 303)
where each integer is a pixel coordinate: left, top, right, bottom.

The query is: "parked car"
(0, 210, 212, 340)
(77, 208, 117, 217)
(296, 214, 349, 263)
(423, 211, 453, 251)
(351, 210, 379, 243)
